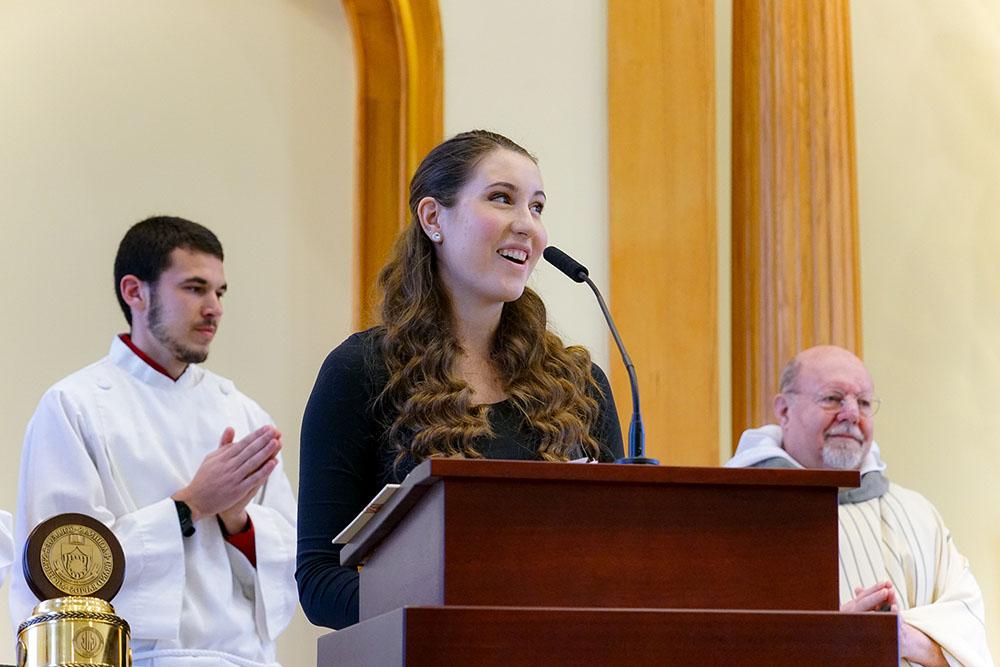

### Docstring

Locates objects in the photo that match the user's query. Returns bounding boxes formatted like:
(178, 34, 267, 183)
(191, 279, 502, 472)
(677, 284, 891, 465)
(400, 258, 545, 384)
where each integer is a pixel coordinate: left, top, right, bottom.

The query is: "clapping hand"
(173, 425, 281, 533)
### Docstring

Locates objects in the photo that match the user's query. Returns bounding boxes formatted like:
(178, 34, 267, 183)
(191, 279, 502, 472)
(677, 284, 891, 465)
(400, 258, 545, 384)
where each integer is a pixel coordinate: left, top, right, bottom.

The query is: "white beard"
(822, 439, 864, 470)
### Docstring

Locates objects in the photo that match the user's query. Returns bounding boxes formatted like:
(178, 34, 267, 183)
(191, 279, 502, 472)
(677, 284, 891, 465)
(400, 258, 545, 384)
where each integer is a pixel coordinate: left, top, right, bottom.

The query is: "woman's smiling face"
(424, 147, 548, 311)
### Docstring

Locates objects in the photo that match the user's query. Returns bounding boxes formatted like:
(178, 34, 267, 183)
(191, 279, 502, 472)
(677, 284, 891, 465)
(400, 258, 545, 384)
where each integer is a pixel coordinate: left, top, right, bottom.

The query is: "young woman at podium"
(296, 130, 624, 629)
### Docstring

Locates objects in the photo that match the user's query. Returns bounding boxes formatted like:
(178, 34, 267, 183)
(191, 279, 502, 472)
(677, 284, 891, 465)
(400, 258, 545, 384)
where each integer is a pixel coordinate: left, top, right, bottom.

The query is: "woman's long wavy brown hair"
(374, 130, 603, 464)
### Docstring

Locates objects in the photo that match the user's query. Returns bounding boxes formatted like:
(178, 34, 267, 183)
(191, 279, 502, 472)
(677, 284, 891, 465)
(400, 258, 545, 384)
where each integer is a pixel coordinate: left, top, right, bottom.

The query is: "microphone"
(543, 246, 658, 464)
(543, 246, 589, 282)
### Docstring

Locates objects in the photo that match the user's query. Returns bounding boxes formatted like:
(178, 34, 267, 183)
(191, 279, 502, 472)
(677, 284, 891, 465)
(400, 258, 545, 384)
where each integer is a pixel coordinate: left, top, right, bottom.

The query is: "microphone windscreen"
(543, 246, 589, 283)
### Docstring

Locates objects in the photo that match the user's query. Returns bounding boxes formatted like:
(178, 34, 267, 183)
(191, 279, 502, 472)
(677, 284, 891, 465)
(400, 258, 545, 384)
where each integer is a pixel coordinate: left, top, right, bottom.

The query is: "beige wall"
(853, 0, 1000, 656)
(0, 1, 355, 662)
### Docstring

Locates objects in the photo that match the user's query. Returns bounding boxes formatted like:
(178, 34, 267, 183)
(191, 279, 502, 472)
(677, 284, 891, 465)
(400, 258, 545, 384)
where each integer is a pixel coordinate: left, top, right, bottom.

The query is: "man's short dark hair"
(114, 216, 224, 325)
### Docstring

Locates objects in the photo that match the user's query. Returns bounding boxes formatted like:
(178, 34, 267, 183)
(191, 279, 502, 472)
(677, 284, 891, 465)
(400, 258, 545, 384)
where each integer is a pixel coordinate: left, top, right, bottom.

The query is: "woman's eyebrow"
(484, 181, 546, 198)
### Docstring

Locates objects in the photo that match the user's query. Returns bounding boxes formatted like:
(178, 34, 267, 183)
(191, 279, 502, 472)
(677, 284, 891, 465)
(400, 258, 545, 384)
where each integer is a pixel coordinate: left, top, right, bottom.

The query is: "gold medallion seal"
(24, 512, 125, 603)
(39, 523, 115, 597)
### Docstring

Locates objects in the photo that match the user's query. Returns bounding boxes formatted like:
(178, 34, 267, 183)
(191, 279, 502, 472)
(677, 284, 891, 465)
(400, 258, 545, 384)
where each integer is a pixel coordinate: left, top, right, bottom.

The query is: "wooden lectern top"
(342, 459, 857, 567)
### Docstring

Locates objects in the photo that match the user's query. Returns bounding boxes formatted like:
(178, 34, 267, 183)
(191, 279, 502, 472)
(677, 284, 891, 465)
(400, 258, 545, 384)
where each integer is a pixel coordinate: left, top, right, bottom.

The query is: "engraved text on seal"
(39, 523, 114, 596)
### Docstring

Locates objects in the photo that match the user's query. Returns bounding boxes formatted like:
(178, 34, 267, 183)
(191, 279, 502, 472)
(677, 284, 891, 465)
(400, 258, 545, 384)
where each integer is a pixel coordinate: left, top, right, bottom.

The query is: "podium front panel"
(319, 606, 899, 667)
(358, 462, 845, 620)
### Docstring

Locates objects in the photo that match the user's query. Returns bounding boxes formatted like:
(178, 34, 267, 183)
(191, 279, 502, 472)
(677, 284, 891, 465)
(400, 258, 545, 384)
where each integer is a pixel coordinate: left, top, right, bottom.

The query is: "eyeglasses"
(786, 391, 881, 418)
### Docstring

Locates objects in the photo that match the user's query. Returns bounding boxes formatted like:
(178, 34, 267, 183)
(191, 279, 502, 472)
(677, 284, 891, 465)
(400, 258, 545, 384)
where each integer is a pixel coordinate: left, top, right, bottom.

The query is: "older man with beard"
(726, 345, 992, 667)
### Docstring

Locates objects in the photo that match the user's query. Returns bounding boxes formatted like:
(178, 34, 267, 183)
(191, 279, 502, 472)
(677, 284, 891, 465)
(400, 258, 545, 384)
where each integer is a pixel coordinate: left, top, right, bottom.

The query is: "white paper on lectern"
(332, 483, 401, 544)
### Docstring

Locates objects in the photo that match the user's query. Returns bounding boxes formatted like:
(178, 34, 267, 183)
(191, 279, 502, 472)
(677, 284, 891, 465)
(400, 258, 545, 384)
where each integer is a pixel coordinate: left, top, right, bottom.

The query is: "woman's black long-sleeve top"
(295, 329, 625, 629)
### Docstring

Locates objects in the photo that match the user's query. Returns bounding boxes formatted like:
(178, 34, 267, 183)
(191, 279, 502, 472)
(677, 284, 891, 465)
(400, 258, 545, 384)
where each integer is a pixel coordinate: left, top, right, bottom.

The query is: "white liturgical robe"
(11, 337, 297, 667)
(727, 425, 993, 667)
(839, 483, 992, 667)
(0, 510, 11, 587)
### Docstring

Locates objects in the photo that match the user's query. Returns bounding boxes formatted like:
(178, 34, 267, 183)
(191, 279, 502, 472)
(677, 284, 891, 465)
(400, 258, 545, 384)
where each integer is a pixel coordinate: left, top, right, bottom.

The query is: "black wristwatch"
(174, 500, 196, 537)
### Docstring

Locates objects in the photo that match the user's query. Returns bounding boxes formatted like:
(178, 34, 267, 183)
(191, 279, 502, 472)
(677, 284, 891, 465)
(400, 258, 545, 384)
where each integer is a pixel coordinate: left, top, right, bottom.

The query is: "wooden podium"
(318, 460, 898, 665)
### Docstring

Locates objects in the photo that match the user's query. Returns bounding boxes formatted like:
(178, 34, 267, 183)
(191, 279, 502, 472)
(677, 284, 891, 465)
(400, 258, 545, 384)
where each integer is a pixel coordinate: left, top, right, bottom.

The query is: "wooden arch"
(342, 0, 443, 326)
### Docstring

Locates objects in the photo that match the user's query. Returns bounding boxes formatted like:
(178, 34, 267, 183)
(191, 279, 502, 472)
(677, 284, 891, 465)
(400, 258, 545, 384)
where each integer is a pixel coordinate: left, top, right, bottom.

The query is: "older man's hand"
(840, 581, 896, 613)
(841, 582, 948, 666)
(899, 622, 948, 666)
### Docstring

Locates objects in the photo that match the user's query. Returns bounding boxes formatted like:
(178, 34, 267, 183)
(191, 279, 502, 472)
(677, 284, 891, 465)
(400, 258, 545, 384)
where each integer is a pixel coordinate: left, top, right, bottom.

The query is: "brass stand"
(17, 597, 131, 666)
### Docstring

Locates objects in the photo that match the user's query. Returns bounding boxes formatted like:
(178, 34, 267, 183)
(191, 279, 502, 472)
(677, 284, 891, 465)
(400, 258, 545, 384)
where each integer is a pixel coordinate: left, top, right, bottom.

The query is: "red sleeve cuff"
(221, 515, 257, 568)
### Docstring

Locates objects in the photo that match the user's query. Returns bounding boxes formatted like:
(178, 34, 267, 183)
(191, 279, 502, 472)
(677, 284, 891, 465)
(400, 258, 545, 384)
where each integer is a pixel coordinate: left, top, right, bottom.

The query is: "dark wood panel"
(318, 606, 899, 666)
(440, 479, 837, 611)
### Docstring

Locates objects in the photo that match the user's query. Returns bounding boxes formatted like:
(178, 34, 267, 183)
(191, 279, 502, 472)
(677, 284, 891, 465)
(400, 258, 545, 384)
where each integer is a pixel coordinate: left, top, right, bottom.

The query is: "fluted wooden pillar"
(731, 0, 862, 444)
(343, 0, 443, 326)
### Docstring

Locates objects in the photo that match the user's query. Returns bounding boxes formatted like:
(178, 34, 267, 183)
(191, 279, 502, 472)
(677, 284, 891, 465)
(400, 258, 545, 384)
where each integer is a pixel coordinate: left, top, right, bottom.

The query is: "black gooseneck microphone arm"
(542, 246, 659, 464)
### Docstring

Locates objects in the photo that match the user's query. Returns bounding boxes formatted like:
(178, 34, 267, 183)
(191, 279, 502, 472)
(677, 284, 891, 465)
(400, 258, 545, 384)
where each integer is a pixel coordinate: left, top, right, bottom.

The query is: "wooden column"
(343, 0, 443, 327)
(608, 1, 718, 465)
(731, 0, 862, 444)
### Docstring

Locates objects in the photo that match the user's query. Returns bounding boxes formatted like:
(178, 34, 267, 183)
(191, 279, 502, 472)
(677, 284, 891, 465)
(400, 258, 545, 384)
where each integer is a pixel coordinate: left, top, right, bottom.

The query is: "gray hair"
(778, 357, 801, 393)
